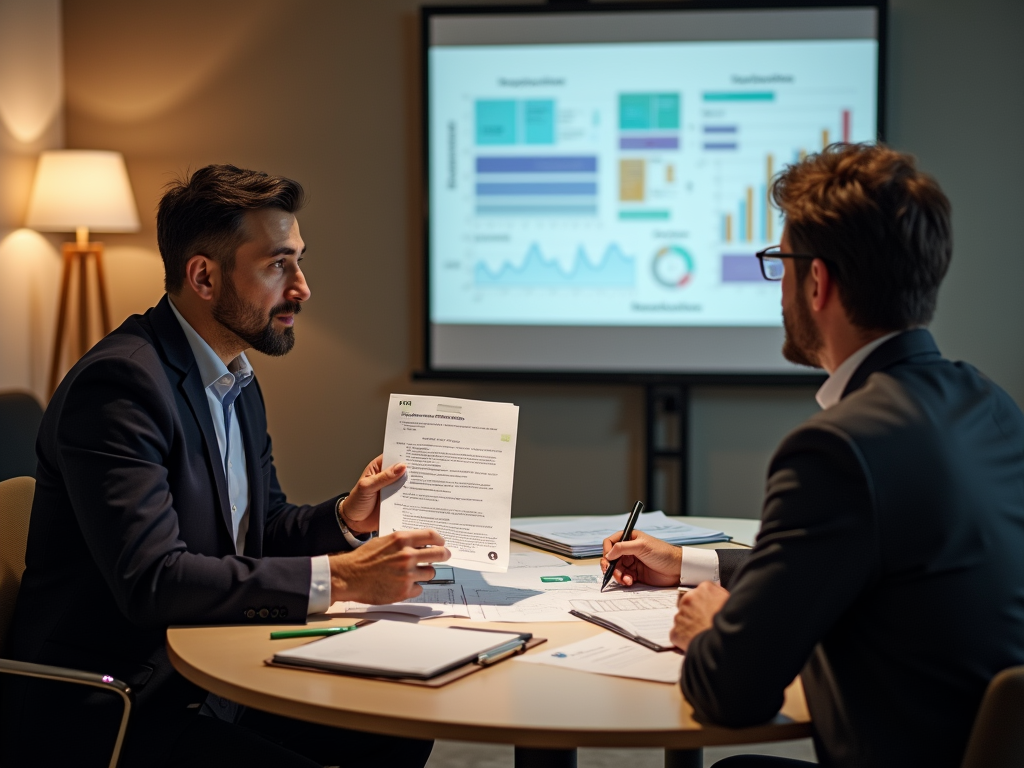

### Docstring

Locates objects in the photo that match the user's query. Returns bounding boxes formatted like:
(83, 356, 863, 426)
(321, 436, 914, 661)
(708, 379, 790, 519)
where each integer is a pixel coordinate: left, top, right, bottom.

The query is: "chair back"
(0, 476, 34, 654)
(961, 665, 1024, 768)
(0, 392, 43, 482)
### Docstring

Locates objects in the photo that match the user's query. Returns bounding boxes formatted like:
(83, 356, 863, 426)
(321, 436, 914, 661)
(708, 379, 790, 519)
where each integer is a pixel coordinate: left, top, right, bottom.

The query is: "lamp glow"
(25, 150, 140, 240)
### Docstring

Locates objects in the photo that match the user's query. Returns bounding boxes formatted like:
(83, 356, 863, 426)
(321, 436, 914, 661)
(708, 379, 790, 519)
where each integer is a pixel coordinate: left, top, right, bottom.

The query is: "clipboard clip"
(475, 638, 528, 666)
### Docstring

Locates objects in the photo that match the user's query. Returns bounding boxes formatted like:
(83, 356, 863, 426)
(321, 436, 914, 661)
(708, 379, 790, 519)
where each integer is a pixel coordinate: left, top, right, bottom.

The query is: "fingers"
(602, 530, 625, 555)
(390, 528, 445, 549)
(358, 462, 406, 494)
(364, 454, 384, 475)
(414, 565, 437, 582)
(412, 545, 451, 564)
(606, 538, 648, 561)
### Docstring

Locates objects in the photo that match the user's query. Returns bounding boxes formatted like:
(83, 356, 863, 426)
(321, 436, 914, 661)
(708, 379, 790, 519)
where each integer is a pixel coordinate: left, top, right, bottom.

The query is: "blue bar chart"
(475, 156, 598, 216)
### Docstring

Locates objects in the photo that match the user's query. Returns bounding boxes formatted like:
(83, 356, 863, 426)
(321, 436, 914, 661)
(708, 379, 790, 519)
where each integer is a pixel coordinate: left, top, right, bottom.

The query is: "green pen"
(270, 625, 360, 640)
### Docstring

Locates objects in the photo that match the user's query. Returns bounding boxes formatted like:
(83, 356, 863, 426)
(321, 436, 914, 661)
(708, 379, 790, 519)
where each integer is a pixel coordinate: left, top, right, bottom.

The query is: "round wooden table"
(168, 538, 810, 767)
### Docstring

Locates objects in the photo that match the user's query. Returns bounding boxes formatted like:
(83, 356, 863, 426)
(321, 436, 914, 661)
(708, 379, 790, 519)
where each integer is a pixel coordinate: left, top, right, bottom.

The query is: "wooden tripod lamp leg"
(93, 246, 111, 335)
(48, 247, 76, 396)
(77, 251, 89, 362)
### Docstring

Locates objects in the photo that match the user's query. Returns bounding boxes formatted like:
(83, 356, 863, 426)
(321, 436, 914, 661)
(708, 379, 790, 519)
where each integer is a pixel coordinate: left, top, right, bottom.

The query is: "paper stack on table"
(510, 511, 730, 558)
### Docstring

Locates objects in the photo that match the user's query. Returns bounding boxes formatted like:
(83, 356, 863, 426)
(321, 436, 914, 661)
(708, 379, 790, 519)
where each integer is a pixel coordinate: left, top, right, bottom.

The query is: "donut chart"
(652, 245, 695, 288)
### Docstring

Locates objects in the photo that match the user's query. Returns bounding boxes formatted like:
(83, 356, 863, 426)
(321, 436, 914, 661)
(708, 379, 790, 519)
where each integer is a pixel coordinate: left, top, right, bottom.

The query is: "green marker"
(270, 626, 360, 640)
(541, 575, 572, 583)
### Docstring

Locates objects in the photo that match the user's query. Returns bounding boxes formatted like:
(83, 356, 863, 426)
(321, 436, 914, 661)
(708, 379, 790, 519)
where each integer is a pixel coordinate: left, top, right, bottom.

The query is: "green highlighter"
(270, 625, 360, 640)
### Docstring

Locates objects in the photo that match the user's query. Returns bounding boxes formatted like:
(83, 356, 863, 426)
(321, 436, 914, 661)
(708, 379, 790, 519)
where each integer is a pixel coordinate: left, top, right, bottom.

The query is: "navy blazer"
(684, 330, 1024, 768)
(1, 295, 350, 765)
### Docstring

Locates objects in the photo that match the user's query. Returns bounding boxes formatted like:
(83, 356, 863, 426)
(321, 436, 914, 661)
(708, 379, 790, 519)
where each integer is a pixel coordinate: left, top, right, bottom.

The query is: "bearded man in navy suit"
(2, 165, 448, 768)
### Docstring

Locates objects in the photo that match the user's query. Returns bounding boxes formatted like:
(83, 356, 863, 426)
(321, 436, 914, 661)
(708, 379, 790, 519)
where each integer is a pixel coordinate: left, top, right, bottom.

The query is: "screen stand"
(645, 384, 689, 516)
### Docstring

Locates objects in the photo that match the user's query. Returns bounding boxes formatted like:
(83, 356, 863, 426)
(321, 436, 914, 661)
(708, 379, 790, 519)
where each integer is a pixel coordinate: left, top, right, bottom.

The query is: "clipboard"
(265, 624, 547, 687)
(568, 609, 676, 652)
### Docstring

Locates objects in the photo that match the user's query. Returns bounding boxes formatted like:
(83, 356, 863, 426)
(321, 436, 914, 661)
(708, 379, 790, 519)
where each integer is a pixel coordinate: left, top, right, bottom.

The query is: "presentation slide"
(426, 6, 880, 374)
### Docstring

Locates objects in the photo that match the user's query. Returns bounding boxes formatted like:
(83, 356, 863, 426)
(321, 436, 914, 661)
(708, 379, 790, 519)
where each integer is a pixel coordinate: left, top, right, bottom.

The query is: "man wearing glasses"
(602, 144, 1024, 767)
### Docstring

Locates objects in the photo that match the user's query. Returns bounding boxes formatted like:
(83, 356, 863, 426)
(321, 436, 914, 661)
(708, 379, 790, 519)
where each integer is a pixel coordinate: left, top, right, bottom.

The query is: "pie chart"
(652, 245, 694, 287)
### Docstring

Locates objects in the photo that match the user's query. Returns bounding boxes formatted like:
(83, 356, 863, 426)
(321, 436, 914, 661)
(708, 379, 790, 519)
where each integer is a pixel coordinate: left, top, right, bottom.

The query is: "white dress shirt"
(679, 330, 906, 586)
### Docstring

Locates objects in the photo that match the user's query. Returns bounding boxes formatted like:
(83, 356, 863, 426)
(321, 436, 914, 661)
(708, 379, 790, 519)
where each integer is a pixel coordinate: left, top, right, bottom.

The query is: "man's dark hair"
(771, 143, 952, 332)
(157, 164, 305, 293)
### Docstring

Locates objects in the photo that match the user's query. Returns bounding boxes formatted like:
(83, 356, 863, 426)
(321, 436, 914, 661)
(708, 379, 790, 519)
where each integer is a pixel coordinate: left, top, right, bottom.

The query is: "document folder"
(266, 621, 544, 685)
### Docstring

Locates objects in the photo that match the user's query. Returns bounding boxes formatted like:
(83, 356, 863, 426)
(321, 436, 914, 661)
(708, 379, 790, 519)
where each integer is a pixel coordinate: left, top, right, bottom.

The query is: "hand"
(670, 581, 730, 652)
(600, 530, 682, 587)
(328, 529, 450, 604)
(339, 454, 406, 534)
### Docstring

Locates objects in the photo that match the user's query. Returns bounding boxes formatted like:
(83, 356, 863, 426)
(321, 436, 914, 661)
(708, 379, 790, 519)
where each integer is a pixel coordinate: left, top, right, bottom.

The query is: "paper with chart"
(516, 632, 683, 684)
(380, 394, 519, 572)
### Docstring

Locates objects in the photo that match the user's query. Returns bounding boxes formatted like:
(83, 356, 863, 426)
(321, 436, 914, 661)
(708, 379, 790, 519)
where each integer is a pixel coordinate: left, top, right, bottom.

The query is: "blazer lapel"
(842, 328, 943, 399)
(236, 384, 265, 557)
(148, 296, 234, 543)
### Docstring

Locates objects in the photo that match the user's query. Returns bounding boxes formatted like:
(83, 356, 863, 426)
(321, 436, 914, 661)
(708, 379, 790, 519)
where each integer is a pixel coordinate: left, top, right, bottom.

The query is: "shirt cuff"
(307, 554, 332, 616)
(679, 546, 721, 587)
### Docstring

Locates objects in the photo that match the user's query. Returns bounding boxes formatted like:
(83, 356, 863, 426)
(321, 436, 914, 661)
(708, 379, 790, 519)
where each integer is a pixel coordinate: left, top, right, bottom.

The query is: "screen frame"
(419, 0, 888, 386)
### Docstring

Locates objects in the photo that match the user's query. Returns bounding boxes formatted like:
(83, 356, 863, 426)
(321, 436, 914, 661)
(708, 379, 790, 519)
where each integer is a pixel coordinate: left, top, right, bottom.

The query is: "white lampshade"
(25, 150, 140, 233)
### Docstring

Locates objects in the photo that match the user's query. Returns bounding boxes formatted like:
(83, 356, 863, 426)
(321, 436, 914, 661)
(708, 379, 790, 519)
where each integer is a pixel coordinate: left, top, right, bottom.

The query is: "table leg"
(514, 746, 577, 767)
(665, 747, 703, 768)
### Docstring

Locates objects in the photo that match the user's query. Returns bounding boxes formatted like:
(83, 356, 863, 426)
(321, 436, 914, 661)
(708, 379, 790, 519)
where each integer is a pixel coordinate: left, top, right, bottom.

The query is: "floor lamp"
(24, 151, 140, 396)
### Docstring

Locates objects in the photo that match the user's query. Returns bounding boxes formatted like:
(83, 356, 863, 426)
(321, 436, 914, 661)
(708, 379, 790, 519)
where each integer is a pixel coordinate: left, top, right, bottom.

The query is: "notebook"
(270, 621, 530, 679)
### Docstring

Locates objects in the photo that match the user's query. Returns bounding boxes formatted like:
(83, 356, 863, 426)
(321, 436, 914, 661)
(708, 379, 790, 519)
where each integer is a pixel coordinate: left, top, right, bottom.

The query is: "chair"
(0, 392, 44, 482)
(961, 665, 1024, 768)
(0, 476, 133, 768)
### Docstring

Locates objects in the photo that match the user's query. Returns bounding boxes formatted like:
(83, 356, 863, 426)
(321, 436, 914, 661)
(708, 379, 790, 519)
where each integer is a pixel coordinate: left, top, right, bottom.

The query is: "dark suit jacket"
(0, 296, 350, 766)
(683, 330, 1024, 768)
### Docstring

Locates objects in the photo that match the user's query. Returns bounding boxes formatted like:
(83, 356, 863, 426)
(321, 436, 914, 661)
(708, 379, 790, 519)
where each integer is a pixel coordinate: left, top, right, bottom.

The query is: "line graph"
(474, 243, 635, 288)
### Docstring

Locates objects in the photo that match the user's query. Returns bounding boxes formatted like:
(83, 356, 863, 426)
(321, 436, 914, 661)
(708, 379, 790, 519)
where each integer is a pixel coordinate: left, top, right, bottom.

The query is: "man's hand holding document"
(380, 394, 520, 573)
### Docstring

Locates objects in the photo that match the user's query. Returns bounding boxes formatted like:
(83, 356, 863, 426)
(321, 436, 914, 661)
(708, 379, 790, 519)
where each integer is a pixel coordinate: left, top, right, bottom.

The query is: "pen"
(600, 500, 644, 592)
(270, 625, 360, 640)
(475, 638, 527, 666)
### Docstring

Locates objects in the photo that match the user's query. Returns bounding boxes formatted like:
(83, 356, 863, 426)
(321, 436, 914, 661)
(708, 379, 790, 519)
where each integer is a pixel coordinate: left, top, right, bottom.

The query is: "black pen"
(600, 500, 644, 592)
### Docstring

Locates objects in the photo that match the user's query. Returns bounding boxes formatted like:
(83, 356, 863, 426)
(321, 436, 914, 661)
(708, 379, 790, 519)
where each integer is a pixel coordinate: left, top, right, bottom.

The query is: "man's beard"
(781, 284, 823, 368)
(212, 276, 300, 357)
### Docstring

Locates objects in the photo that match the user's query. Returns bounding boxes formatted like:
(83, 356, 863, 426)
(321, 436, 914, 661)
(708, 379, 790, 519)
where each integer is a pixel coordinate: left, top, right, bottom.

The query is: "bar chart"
(475, 156, 598, 216)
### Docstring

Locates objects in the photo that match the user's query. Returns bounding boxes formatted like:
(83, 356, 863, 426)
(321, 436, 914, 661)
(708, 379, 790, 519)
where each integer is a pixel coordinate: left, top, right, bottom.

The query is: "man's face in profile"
(780, 228, 823, 368)
(212, 208, 310, 357)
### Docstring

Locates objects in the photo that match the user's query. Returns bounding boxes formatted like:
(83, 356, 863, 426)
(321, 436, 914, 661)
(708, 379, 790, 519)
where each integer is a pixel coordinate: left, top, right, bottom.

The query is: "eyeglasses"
(755, 245, 822, 281)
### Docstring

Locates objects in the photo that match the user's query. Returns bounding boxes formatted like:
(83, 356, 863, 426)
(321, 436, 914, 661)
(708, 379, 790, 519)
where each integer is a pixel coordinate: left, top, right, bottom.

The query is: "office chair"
(960, 665, 1024, 768)
(0, 476, 134, 768)
(0, 392, 43, 482)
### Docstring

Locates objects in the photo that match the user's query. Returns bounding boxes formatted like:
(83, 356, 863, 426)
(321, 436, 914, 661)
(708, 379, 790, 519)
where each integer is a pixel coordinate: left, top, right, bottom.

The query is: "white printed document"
(380, 394, 519, 572)
(516, 632, 683, 684)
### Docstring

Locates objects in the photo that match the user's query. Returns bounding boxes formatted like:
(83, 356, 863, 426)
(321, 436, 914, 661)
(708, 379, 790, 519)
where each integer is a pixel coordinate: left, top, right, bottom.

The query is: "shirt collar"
(167, 296, 253, 402)
(815, 330, 904, 410)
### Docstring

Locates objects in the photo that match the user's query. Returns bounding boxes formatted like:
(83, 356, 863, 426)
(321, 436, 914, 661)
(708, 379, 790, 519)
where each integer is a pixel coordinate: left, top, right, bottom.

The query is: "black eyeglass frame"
(754, 245, 831, 281)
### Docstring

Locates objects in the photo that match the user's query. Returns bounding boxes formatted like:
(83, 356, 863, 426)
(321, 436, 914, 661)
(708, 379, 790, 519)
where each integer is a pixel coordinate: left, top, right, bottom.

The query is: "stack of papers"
(510, 511, 730, 558)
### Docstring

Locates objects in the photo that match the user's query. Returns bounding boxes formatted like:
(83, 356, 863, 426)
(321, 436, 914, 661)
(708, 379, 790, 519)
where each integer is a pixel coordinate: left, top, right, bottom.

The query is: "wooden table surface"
(167, 525, 810, 751)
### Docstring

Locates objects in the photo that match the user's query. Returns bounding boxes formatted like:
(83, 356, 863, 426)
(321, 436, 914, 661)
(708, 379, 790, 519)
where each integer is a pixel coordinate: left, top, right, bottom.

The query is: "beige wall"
(0, 0, 64, 403)
(59, 0, 1024, 517)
